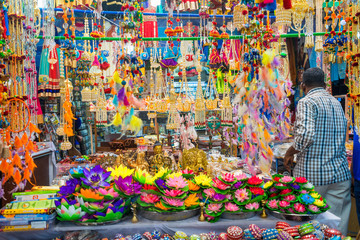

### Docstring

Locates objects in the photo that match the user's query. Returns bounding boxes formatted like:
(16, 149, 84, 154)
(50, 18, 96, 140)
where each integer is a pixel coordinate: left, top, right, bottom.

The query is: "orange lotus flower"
(187, 180, 200, 191)
(154, 201, 170, 211)
(76, 188, 104, 201)
(185, 193, 199, 208)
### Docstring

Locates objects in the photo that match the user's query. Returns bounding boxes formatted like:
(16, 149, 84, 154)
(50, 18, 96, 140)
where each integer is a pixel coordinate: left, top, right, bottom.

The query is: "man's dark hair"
(302, 67, 325, 88)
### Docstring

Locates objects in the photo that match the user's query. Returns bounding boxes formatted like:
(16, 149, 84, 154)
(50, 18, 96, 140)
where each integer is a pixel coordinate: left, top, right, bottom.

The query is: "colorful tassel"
(21, 132, 28, 146)
(14, 136, 22, 149)
(123, 96, 130, 106)
(117, 88, 125, 102)
(12, 154, 22, 169)
(110, 112, 122, 127)
(29, 123, 41, 134)
(13, 168, 21, 185)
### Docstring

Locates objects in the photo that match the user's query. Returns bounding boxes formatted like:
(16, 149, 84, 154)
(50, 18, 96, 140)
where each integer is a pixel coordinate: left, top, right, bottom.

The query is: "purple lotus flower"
(212, 193, 227, 202)
(115, 175, 142, 196)
(232, 181, 242, 189)
(55, 197, 77, 207)
(58, 185, 76, 196)
(81, 165, 111, 189)
(155, 178, 168, 190)
(290, 183, 301, 190)
(79, 213, 96, 222)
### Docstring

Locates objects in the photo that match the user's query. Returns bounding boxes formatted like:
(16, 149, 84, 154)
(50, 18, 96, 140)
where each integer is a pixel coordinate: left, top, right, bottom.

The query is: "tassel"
(13, 168, 21, 185)
(112, 96, 119, 108)
(123, 96, 130, 107)
(283, 0, 292, 9)
(14, 136, 22, 149)
(29, 122, 41, 134)
(21, 132, 28, 146)
(26, 140, 36, 152)
(117, 88, 125, 102)
(13, 154, 22, 169)
(110, 112, 122, 127)
(0, 160, 9, 173)
(129, 95, 146, 109)
(129, 115, 143, 134)
(5, 129, 10, 144)
(113, 70, 121, 84)
(92, 55, 100, 67)
(111, 87, 117, 95)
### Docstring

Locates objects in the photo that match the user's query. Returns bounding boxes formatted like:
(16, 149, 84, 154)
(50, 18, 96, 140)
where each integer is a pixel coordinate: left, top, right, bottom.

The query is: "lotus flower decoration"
(140, 192, 160, 204)
(56, 198, 86, 221)
(245, 202, 260, 211)
(107, 165, 134, 179)
(114, 175, 142, 197)
(184, 193, 199, 208)
(194, 174, 212, 187)
(225, 202, 240, 212)
(97, 187, 119, 200)
(162, 197, 184, 207)
(166, 175, 188, 190)
(221, 173, 235, 183)
(206, 203, 223, 213)
(234, 188, 250, 203)
(80, 165, 111, 189)
(164, 189, 184, 197)
(212, 178, 230, 190)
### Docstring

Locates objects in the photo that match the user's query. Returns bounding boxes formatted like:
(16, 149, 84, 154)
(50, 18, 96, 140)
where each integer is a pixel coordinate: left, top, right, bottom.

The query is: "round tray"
(75, 215, 130, 226)
(139, 208, 200, 221)
(267, 209, 319, 221)
(221, 211, 258, 220)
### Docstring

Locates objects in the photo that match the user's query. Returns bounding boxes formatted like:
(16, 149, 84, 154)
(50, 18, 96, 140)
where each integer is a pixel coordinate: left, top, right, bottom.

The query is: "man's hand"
(284, 153, 294, 172)
(284, 146, 300, 173)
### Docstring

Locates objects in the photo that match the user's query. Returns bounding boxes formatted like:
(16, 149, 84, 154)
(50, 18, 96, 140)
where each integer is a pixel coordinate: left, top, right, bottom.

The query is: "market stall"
(0, 0, 357, 237)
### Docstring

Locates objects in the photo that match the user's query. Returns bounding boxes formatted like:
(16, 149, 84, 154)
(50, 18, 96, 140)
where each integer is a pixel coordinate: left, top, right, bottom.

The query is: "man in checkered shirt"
(284, 68, 351, 234)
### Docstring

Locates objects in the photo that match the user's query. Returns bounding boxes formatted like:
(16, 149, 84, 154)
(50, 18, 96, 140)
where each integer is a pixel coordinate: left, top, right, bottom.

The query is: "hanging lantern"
(194, 55, 206, 130)
(81, 87, 92, 102)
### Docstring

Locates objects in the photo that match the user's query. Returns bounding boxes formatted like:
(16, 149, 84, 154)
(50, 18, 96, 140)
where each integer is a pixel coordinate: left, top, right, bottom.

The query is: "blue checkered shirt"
(293, 88, 351, 186)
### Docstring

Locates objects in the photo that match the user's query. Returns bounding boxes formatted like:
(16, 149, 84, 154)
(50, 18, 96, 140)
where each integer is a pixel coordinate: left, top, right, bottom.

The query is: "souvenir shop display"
(0, 0, 359, 235)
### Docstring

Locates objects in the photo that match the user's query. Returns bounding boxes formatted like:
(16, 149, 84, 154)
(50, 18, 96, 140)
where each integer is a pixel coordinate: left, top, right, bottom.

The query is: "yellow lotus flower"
(154, 201, 171, 211)
(167, 171, 183, 179)
(134, 168, 154, 185)
(263, 181, 273, 189)
(107, 165, 134, 179)
(310, 192, 321, 199)
(185, 193, 199, 207)
(187, 180, 200, 191)
(152, 167, 170, 181)
(194, 174, 212, 187)
(313, 199, 325, 207)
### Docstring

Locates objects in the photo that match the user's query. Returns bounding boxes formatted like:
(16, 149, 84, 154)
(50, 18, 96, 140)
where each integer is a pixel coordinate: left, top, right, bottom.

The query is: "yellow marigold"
(185, 193, 199, 208)
(154, 201, 171, 211)
(187, 180, 200, 191)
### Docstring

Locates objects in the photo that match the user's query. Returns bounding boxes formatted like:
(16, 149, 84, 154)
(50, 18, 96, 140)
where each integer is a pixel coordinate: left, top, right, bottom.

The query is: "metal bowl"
(75, 215, 130, 226)
(139, 208, 200, 221)
(267, 209, 319, 221)
(221, 211, 258, 220)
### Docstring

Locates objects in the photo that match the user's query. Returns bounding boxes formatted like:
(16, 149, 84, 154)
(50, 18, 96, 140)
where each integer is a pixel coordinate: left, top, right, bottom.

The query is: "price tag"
(31, 221, 46, 229)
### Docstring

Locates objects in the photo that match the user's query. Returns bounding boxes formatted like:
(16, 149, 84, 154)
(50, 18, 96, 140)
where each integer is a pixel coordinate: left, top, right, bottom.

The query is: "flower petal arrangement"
(56, 165, 135, 223)
(265, 174, 330, 215)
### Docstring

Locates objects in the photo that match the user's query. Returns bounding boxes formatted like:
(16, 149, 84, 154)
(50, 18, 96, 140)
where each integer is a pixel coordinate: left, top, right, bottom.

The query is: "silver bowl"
(75, 215, 130, 226)
(139, 208, 200, 221)
(221, 211, 258, 220)
(267, 209, 319, 221)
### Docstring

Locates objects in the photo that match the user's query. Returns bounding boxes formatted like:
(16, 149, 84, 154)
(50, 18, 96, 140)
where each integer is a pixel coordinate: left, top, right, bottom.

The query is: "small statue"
(182, 148, 208, 174)
(132, 151, 149, 171)
(149, 141, 172, 174)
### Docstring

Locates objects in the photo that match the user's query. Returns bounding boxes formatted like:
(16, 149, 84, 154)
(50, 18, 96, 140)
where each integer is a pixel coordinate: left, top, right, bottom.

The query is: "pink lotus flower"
(182, 169, 194, 175)
(207, 203, 223, 213)
(96, 188, 119, 198)
(284, 195, 296, 202)
(235, 173, 248, 181)
(308, 205, 320, 212)
(164, 189, 184, 197)
(221, 173, 235, 182)
(245, 202, 260, 210)
(163, 197, 184, 207)
(226, 194, 233, 200)
(225, 202, 240, 212)
(279, 201, 290, 208)
(140, 193, 160, 204)
(166, 176, 188, 189)
(212, 178, 230, 190)
(204, 188, 216, 198)
(234, 188, 249, 202)
(280, 176, 294, 183)
(293, 203, 306, 213)
(268, 199, 279, 209)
